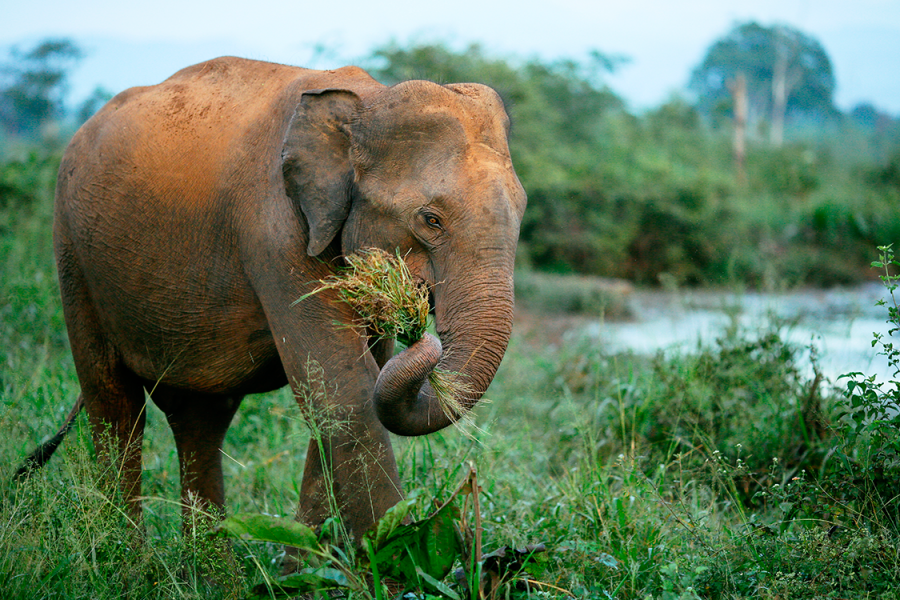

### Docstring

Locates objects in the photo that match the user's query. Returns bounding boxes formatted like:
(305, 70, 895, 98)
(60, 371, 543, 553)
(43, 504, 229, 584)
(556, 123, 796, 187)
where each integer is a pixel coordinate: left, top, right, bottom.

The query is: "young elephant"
(29, 56, 526, 540)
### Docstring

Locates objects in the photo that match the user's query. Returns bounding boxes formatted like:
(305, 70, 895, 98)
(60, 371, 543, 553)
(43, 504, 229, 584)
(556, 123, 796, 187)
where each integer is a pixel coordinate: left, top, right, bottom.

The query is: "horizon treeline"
(2, 23, 899, 288)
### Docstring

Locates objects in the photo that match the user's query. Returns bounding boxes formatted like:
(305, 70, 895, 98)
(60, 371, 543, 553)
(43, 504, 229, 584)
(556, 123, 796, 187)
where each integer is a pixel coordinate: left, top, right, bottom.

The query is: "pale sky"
(3, 0, 900, 114)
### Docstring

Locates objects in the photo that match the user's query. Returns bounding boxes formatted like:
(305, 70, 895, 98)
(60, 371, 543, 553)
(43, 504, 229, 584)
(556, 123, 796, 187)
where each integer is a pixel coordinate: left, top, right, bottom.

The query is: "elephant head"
(282, 79, 526, 436)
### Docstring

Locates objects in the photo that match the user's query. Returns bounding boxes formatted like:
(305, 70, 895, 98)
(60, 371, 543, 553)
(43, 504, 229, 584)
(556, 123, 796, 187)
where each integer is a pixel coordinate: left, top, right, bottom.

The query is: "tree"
(0, 38, 83, 136)
(689, 22, 837, 145)
(850, 103, 884, 129)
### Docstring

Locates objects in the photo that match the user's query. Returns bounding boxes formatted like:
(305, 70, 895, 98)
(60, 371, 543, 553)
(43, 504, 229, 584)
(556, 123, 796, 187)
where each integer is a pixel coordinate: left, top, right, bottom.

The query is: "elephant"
(22, 56, 526, 542)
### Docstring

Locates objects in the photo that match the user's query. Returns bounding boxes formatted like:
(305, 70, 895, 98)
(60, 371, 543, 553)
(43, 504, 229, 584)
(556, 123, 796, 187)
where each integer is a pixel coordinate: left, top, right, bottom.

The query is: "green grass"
(2, 151, 900, 598)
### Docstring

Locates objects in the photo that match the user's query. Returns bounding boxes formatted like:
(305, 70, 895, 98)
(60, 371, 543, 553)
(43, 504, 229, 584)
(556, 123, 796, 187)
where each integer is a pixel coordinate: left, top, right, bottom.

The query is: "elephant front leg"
(294, 379, 403, 544)
(246, 247, 405, 548)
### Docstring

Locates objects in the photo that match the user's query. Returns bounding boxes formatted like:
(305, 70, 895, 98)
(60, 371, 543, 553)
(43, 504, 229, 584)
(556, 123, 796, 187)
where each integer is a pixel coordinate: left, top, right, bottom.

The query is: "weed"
(830, 244, 900, 528)
(219, 465, 547, 599)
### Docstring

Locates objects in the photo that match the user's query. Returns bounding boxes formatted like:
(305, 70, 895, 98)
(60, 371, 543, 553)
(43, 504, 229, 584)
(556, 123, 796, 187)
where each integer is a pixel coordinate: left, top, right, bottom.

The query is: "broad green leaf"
(215, 513, 319, 551)
(372, 527, 422, 580)
(425, 512, 460, 574)
(415, 566, 462, 600)
(249, 568, 350, 598)
(369, 499, 462, 585)
(373, 496, 417, 548)
(276, 567, 350, 591)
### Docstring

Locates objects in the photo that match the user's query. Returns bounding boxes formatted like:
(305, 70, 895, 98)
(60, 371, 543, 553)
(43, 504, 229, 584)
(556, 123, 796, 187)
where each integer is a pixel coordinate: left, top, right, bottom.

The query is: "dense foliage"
(0, 39, 82, 137)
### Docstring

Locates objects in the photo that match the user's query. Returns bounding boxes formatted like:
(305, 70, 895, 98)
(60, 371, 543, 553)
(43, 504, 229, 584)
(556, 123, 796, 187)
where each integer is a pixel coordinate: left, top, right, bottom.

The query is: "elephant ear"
(282, 89, 362, 257)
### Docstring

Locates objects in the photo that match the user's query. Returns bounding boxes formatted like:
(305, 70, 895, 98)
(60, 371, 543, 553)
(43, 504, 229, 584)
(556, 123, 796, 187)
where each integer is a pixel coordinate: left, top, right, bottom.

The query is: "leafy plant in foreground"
(833, 244, 900, 526)
(217, 466, 547, 599)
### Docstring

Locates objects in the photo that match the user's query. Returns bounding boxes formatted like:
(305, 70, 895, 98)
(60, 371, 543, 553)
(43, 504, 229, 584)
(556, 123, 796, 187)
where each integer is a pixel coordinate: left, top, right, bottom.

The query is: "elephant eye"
(423, 213, 443, 230)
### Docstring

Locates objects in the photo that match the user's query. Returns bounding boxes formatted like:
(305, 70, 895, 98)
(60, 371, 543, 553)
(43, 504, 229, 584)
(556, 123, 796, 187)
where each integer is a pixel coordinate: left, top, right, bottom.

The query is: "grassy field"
(2, 154, 900, 599)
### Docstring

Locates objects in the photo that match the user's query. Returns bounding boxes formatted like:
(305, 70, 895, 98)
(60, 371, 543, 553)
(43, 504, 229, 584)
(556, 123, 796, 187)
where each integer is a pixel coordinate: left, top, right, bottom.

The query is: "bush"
(0, 151, 59, 209)
(829, 245, 900, 526)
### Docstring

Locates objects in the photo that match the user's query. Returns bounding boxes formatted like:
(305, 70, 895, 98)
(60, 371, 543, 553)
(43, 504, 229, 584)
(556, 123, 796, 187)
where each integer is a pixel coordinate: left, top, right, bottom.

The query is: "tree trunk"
(729, 73, 748, 184)
(771, 42, 787, 147)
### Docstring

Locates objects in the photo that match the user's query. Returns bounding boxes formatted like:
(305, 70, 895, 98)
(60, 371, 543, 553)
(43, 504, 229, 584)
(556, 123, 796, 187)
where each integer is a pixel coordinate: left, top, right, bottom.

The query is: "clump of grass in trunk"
(297, 248, 476, 429)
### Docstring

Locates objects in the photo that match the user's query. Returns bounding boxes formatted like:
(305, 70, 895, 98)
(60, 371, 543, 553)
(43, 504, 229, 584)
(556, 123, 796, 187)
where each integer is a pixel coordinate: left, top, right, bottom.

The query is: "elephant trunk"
(372, 268, 514, 436)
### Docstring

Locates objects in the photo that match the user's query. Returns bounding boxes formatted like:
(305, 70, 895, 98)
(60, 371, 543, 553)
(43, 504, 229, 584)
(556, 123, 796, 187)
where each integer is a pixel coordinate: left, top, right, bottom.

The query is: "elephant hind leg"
(150, 388, 243, 528)
(58, 257, 148, 523)
(82, 366, 147, 523)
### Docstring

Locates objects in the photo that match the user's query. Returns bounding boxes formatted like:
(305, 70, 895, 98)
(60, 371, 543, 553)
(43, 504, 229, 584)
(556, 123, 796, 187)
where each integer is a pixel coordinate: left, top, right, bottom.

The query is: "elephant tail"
(14, 394, 84, 481)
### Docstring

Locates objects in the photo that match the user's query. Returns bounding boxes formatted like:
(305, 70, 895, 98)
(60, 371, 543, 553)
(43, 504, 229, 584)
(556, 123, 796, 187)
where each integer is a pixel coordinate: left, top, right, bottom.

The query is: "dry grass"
(298, 248, 429, 346)
(298, 248, 475, 427)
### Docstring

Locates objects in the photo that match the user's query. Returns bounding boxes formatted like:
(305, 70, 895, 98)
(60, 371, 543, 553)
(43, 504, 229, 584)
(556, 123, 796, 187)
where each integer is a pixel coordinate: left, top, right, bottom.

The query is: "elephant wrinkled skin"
(39, 56, 526, 540)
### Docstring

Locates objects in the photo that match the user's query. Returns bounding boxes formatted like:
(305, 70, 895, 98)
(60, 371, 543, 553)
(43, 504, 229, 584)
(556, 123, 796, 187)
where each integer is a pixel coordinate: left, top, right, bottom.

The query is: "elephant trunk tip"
(373, 276, 515, 437)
